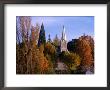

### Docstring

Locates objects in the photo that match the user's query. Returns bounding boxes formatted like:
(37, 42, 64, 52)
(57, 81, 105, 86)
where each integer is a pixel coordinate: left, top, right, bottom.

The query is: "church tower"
(60, 26, 67, 52)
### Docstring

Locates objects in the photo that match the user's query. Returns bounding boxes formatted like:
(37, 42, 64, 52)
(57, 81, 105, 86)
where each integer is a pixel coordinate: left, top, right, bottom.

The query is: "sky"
(31, 16, 94, 42)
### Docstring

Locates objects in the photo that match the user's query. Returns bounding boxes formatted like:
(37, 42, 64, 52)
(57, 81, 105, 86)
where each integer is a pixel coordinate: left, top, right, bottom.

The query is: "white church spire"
(60, 25, 68, 52)
(62, 25, 66, 41)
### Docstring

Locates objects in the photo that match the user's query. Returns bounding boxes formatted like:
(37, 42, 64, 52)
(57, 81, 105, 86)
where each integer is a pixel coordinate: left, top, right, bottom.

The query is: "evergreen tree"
(38, 23, 46, 47)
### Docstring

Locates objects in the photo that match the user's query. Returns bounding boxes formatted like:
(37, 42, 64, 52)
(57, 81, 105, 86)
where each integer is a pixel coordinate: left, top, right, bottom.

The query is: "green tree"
(59, 51, 81, 73)
(38, 23, 46, 47)
(66, 53, 81, 72)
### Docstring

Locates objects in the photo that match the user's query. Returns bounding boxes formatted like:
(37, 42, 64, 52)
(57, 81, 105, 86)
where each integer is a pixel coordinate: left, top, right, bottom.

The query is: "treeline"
(16, 16, 94, 74)
(16, 16, 56, 74)
(66, 35, 94, 73)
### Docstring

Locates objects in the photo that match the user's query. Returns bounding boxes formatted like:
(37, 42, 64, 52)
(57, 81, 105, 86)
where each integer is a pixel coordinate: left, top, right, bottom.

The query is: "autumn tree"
(53, 34, 60, 47)
(45, 42, 56, 53)
(79, 34, 94, 59)
(30, 24, 40, 47)
(16, 16, 32, 74)
(29, 24, 40, 73)
(36, 44, 55, 74)
(44, 42, 57, 72)
(17, 18, 54, 74)
(44, 42, 56, 60)
(75, 38, 93, 72)
(88, 36, 94, 60)
(67, 35, 94, 73)
(53, 34, 60, 55)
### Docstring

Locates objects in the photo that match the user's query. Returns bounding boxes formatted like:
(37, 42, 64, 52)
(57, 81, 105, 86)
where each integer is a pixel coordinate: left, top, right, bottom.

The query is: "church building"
(60, 26, 68, 52)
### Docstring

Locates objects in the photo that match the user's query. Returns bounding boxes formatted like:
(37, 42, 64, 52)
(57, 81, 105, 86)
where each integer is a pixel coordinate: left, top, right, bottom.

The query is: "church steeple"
(62, 25, 66, 41)
(48, 34, 52, 42)
(60, 25, 67, 52)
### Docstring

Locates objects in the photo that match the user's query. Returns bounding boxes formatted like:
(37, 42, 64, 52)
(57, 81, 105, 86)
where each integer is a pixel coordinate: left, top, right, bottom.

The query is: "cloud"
(31, 16, 94, 41)
(31, 16, 57, 26)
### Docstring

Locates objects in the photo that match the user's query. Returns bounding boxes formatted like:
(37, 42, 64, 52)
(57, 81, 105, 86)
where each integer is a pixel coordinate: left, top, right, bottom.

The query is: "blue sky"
(31, 16, 94, 42)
